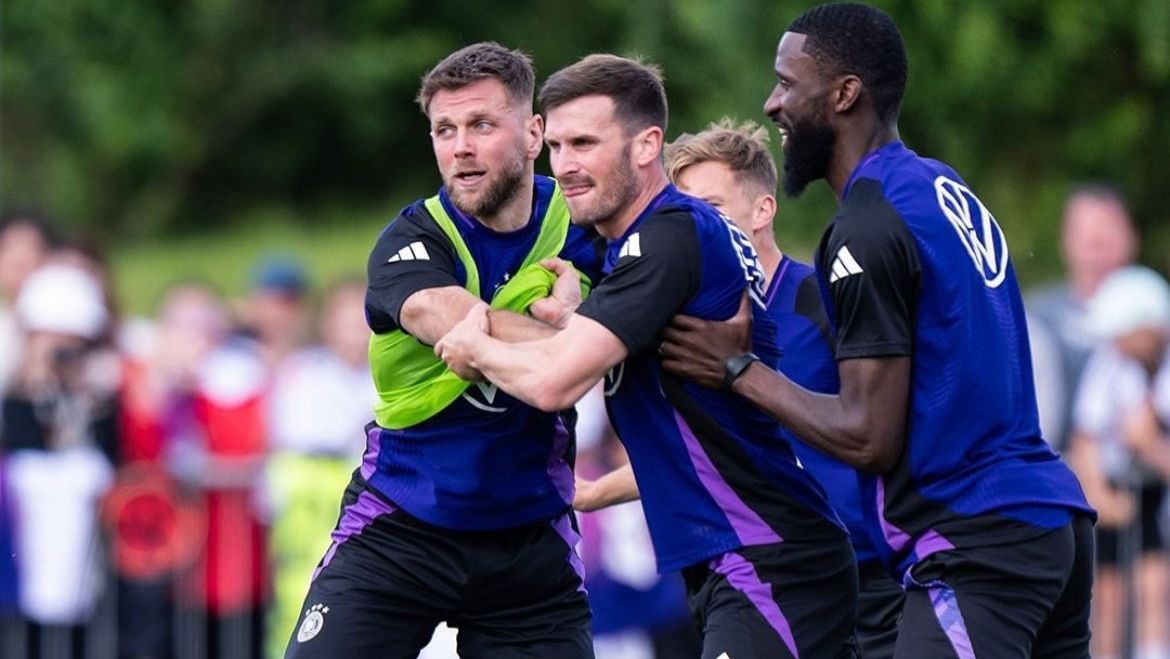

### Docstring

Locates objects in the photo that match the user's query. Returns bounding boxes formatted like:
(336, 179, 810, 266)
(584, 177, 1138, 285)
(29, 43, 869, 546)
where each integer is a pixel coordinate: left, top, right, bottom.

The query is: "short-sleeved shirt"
(765, 256, 877, 564)
(577, 185, 844, 573)
(363, 175, 605, 530)
(815, 142, 1093, 580)
(1074, 344, 1170, 485)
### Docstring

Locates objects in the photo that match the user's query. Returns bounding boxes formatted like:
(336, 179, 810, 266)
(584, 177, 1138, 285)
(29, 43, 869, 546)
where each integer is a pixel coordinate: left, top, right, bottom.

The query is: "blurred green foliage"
(4, 0, 1170, 305)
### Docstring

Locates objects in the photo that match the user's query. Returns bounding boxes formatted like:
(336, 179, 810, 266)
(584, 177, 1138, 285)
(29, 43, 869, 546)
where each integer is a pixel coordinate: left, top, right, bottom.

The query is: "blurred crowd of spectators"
(1026, 185, 1170, 659)
(0, 209, 695, 659)
(0, 208, 375, 659)
(2, 183, 1168, 659)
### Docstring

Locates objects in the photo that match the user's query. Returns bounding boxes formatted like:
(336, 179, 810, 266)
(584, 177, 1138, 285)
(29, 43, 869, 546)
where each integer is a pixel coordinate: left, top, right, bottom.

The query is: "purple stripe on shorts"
(914, 529, 955, 562)
(929, 582, 975, 659)
(551, 513, 587, 594)
(876, 477, 912, 552)
(312, 490, 396, 581)
(548, 416, 574, 504)
(674, 410, 781, 546)
(711, 551, 800, 658)
(359, 425, 382, 481)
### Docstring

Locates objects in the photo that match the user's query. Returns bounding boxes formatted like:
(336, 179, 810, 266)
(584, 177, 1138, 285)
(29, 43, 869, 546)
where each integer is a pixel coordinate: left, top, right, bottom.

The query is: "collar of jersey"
(435, 174, 556, 238)
(842, 140, 908, 198)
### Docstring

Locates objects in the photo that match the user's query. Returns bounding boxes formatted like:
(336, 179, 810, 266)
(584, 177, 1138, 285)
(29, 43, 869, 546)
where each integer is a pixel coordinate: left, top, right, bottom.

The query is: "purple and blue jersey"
(577, 185, 845, 573)
(764, 256, 878, 564)
(363, 175, 604, 530)
(814, 141, 1093, 580)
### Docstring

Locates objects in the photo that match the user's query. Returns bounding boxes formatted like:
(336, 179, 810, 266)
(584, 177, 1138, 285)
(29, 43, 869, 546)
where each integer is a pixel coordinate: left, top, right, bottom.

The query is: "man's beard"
(569, 143, 637, 227)
(448, 156, 526, 220)
(781, 115, 835, 198)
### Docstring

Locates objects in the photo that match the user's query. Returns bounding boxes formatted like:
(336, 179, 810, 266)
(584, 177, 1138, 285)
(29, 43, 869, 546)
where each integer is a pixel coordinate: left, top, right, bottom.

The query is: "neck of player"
(756, 237, 783, 286)
(596, 168, 670, 241)
(828, 119, 900, 201)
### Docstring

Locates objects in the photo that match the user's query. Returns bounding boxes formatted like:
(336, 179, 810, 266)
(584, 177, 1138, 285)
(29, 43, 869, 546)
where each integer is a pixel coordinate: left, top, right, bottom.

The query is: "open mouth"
(454, 170, 487, 186)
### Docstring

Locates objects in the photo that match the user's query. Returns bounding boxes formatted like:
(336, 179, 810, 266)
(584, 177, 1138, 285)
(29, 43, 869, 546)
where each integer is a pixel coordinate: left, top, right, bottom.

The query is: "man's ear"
(525, 114, 545, 160)
(752, 193, 777, 233)
(834, 74, 863, 114)
(633, 126, 664, 167)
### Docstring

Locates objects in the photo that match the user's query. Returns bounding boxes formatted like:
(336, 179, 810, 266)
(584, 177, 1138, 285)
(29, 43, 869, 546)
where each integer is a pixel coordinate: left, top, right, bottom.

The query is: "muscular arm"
(659, 298, 908, 471)
(574, 463, 640, 512)
(401, 256, 581, 346)
(436, 304, 627, 411)
(730, 357, 909, 472)
(400, 287, 558, 345)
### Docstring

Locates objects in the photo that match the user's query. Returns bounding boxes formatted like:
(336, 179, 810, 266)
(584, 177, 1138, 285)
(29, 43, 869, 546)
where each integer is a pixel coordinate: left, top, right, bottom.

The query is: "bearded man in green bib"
(283, 42, 603, 659)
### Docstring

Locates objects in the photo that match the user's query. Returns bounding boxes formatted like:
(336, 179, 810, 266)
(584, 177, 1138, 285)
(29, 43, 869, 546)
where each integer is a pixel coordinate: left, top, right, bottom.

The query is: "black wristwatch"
(721, 353, 760, 392)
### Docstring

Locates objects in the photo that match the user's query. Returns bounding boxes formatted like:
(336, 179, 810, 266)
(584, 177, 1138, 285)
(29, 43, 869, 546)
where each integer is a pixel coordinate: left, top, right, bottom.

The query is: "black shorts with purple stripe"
(283, 473, 592, 659)
(682, 532, 858, 659)
(893, 513, 1094, 659)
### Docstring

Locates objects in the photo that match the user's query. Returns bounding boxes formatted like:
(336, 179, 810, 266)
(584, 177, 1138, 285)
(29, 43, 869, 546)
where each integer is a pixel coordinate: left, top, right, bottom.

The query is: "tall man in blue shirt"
(284, 42, 602, 659)
(437, 54, 857, 659)
(658, 4, 1096, 658)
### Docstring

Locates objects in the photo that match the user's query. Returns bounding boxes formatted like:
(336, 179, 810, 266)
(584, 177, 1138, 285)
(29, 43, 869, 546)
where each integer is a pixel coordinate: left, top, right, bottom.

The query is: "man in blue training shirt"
(437, 54, 857, 659)
(659, 4, 1096, 658)
(665, 119, 905, 658)
(284, 42, 603, 659)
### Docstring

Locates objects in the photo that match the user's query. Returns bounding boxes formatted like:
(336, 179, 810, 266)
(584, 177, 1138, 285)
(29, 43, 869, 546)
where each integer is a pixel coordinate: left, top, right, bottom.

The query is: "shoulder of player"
(371, 201, 454, 250)
(622, 207, 704, 258)
(830, 178, 917, 250)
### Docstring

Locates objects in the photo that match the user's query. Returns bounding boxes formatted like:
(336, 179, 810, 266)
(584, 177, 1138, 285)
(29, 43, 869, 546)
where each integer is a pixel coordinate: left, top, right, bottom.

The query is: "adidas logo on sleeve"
(828, 245, 864, 283)
(388, 241, 430, 263)
(618, 233, 642, 259)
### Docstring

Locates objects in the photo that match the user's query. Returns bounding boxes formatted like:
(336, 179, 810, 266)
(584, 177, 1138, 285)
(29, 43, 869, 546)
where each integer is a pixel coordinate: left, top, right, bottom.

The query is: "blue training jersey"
(577, 185, 845, 573)
(363, 175, 605, 530)
(764, 255, 877, 564)
(814, 141, 1093, 579)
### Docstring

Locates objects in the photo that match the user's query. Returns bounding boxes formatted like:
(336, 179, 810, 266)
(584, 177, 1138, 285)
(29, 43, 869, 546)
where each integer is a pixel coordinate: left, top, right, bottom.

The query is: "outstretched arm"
(658, 303, 908, 472)
(574, 463, 639, 512)
(403, 256, 582, 345)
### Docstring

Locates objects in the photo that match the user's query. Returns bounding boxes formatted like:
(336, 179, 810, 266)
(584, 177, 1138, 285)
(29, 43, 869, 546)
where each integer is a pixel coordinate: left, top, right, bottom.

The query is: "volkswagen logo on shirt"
(934, 176, 1009, 289)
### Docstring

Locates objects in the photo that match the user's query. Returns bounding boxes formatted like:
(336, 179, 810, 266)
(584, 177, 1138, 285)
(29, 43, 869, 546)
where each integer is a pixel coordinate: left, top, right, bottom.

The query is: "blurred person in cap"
(1068, 265, 1170, 659)
(1028, 185, 1138, 453)
(0, 210, 59, 396)
(1, 260, 117, 657)
(239, 255, 311, 370)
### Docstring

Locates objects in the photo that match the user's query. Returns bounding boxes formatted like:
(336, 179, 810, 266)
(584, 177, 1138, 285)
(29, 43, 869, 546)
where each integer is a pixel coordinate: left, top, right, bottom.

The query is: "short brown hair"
(538, 54, 667, 134)
(665, 118, 778, 195)
(416, 42, 535, 115)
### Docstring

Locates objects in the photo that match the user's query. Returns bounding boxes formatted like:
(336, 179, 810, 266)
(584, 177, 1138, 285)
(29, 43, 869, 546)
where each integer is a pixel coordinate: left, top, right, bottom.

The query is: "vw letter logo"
(934, 176, 1009, 288)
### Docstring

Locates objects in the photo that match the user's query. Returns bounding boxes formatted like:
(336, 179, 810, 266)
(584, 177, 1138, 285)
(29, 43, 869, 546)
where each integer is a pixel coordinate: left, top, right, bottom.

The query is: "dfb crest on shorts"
(296, 603, 329, 643)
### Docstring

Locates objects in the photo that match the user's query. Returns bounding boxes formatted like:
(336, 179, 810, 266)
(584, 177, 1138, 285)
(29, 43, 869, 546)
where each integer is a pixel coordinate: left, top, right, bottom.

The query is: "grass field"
(108, 206, 394, 317)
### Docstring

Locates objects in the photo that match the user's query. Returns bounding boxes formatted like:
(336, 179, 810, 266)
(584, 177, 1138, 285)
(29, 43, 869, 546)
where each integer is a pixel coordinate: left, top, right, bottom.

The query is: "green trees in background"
(3, 0, 1169, 280)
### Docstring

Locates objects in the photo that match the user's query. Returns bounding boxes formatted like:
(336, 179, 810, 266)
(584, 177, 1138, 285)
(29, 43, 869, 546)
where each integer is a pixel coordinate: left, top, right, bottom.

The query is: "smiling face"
(544, 94, 638, 233)
(763, 32, 837, 198)
(428, 78, 541, 221)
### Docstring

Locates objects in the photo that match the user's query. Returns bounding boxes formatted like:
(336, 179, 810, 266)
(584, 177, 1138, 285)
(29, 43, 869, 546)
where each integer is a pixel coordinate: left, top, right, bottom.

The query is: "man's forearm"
(399, 287, 478, 346)
(488, 309, 559, 342)
(730, 360, 906, 473)
(575, 463, 640, 512)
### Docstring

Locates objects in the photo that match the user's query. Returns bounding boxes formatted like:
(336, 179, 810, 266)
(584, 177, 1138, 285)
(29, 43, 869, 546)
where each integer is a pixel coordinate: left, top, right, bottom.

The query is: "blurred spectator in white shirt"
(1068, 266, 1170, 659)
(1028, 184, 1137, 452)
